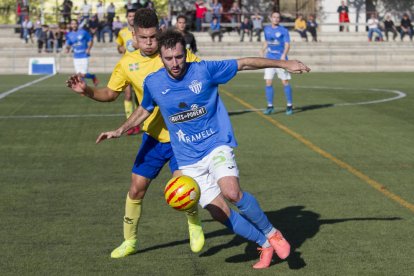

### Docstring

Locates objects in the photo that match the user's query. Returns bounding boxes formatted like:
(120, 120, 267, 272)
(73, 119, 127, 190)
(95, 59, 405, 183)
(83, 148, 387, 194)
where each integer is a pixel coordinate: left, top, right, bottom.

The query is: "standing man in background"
(65, 19, 98, 86)
(116, 8, 141, 135)
(175, 15, 198, 53)
(261, 11, 294, 115)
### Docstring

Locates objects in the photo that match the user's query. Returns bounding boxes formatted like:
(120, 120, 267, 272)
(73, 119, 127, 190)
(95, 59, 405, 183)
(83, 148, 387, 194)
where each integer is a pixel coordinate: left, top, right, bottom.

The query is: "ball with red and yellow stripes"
(164, 175, 200, 211)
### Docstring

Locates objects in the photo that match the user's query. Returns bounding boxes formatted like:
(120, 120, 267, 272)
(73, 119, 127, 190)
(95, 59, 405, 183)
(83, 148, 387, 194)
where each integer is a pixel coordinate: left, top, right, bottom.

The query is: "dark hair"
(126, 8, 136, 16)
(134, 8, 159, 29)
(176, 15, 187, 22)
(157, 29, 186, 54)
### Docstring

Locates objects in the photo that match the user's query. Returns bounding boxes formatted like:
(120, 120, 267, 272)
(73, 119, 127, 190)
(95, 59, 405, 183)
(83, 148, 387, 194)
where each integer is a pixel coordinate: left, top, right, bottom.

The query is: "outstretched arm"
(96, 106, 151, 144)
(237, 57, 310, 74)
(66, 73, 120, 102)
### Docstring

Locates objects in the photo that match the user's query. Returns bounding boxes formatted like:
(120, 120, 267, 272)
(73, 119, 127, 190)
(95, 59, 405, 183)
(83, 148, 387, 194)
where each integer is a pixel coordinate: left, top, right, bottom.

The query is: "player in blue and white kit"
(65, 19, 98, 86)
(262, 11, 293, 115)
(96, 30, 310, 269)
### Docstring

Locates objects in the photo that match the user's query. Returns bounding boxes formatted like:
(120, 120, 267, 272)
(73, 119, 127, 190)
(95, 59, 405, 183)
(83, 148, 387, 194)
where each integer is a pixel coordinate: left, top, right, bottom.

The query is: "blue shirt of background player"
(264, 25, 290, 60)
(141, 60, 239, 167)
(65, 29, 92, 59)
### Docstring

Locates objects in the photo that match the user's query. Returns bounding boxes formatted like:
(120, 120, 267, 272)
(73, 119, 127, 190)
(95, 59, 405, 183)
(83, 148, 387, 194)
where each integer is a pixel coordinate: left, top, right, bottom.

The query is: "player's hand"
(96, 129, 123, 144)
(66, 73, 87, 95)
(285, 60, 311, 74)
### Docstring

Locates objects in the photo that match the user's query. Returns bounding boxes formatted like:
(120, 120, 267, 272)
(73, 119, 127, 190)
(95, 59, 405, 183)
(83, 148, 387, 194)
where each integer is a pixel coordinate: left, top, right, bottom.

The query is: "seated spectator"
(307, 14, 318, 42)
(88, 14, 100, 41)
(100, 20, 113, 43)
(383, 14, 398, 41)
(239, 17, 252, 42)
(55, 23, 67, 52)
(294, 14, 308, 42)
(251, 12, 263, 42)
(209, 17, 222, 42)
(400, 13, 413, 41)
(38, 24, 54, 53)
(112, 16, 123, 38)
(367, 13, 383, 42)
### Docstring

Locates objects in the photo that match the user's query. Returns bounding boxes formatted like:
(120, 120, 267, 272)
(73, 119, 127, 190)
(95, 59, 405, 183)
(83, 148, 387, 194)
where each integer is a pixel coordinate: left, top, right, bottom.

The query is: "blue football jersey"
(142, 60, 239, 167)
(65, 29, 92, 59)
(264, 25, 290, 60)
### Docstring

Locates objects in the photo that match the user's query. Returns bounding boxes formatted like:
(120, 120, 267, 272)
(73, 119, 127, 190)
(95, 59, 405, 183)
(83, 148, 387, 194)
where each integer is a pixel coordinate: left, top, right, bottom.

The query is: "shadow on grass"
(201, 206, 401, 269)
(136, 205, 400, 270)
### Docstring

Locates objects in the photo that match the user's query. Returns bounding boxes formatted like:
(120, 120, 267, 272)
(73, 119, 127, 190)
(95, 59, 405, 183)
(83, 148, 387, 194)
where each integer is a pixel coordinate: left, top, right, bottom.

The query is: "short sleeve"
(141, 78, 156, 113)
(205, 60, 238, 85)
(107, 61, 129, 92)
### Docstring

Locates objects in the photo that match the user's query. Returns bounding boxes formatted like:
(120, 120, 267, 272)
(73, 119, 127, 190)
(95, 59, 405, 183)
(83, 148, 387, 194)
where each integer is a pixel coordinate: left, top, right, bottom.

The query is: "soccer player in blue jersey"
(65, 19, 99, 86)
(96, 30, 310, 269)
(261, 11, 293, 115)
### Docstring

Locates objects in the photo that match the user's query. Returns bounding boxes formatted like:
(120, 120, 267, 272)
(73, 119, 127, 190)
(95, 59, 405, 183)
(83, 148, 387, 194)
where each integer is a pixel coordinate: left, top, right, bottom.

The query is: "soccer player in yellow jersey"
(116, 8, 141, 135)
(66, 8, 204, 258)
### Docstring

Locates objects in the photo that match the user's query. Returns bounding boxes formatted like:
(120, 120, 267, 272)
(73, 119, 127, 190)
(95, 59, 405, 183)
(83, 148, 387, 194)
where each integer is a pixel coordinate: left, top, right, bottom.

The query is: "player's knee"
(223, 190, 243, 203)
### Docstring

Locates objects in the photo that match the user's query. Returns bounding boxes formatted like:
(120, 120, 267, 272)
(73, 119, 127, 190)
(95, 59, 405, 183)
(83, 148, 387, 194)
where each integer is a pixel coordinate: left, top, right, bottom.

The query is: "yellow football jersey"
(116, 27, 137, 54)
(107, 49, 200, 142)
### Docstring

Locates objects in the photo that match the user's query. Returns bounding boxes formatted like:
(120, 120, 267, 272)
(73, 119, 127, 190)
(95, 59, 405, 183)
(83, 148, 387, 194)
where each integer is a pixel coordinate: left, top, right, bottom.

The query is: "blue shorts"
(132, 133, 178, 179)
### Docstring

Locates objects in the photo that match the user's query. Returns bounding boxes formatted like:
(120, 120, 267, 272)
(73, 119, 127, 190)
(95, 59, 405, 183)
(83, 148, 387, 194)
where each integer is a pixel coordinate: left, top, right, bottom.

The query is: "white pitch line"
(295, 85, 407, 106)
(0, 74, 55, 100)
(0, 113, 124, 119)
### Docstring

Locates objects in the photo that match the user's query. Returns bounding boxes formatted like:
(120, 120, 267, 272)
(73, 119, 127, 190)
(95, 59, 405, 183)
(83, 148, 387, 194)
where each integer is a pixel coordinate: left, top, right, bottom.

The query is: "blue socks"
(284, 84, 293, 106)
(224, 209, 267, 247)
(236, 192, 274, 235)
(265, 85, 274, 106)
(84, 73, 96, 80)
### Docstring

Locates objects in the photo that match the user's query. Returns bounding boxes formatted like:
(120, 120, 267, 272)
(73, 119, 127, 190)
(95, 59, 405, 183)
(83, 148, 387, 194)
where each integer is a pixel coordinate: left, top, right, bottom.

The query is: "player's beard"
(167, 62, 187, 79)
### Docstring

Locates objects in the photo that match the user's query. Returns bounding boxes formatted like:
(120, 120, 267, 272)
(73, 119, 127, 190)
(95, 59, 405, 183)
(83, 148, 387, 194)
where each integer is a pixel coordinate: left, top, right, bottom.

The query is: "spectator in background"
(81, 0, 92, 22)
(239, 17, 252, 42)
(294, 14, 308, 42)
(112, 16, 123, 38)
(124, 0, 137, 15)
(55, 23, 67, 52)
(307, 14, 318, 42)
(367, 13, 383, 42)
(195, 0, 207, 32)
(107, 2, 116, 24)
(159, 14, 170, 31)
(62, 0, 73, 23)
(229, 1, 241, 33)
(34, 17, 42, 39)
(210, 0, 223, 23)
(88, 14, 100, 42)
(96, 0, 105, 22)
(38, 24, 49, 53)
(337, 0, 350, 32)
(209, 17, 222, 42)
(22, 15, 34, 44)
(251, 12, 263, 42)
(175, 15, 198, 53)
(400, 13, 413, 41)
(100, 19, 113, 43)
(383, 14, 398, 42)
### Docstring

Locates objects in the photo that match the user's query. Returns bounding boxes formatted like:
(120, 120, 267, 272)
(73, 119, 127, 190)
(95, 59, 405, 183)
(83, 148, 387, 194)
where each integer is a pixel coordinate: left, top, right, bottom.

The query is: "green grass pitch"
(0, 72, 413, 275)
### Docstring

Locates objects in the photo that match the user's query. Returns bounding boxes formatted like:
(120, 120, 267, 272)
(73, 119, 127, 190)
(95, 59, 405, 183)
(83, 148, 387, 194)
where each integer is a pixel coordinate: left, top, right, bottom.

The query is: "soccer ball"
(164, 175, 200, 211)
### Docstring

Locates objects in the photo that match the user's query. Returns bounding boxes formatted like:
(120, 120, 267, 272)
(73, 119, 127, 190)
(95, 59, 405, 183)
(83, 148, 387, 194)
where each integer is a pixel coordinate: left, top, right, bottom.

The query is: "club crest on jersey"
(129, 63, 139, 71)
(188, 80, 202, 94)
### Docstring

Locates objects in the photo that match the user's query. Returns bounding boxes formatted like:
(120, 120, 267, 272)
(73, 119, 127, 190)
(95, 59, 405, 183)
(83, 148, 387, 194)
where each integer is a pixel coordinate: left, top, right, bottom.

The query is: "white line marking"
(295, 85, 407, 106)
(0, 74, 55, 100)
(0, 113, 124, 119)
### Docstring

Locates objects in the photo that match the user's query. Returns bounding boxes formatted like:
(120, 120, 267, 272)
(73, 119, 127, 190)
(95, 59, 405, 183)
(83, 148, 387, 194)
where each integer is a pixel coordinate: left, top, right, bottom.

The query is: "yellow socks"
(124, 100, 134, 119)
(123, 194, 142, 241)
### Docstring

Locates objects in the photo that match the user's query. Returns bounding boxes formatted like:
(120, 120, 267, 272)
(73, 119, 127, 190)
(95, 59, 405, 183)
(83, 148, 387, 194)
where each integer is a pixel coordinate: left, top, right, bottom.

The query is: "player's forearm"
(237, 57, 288, 71)
(83, 86, 119, 102)
(117, 106, 150, 134)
